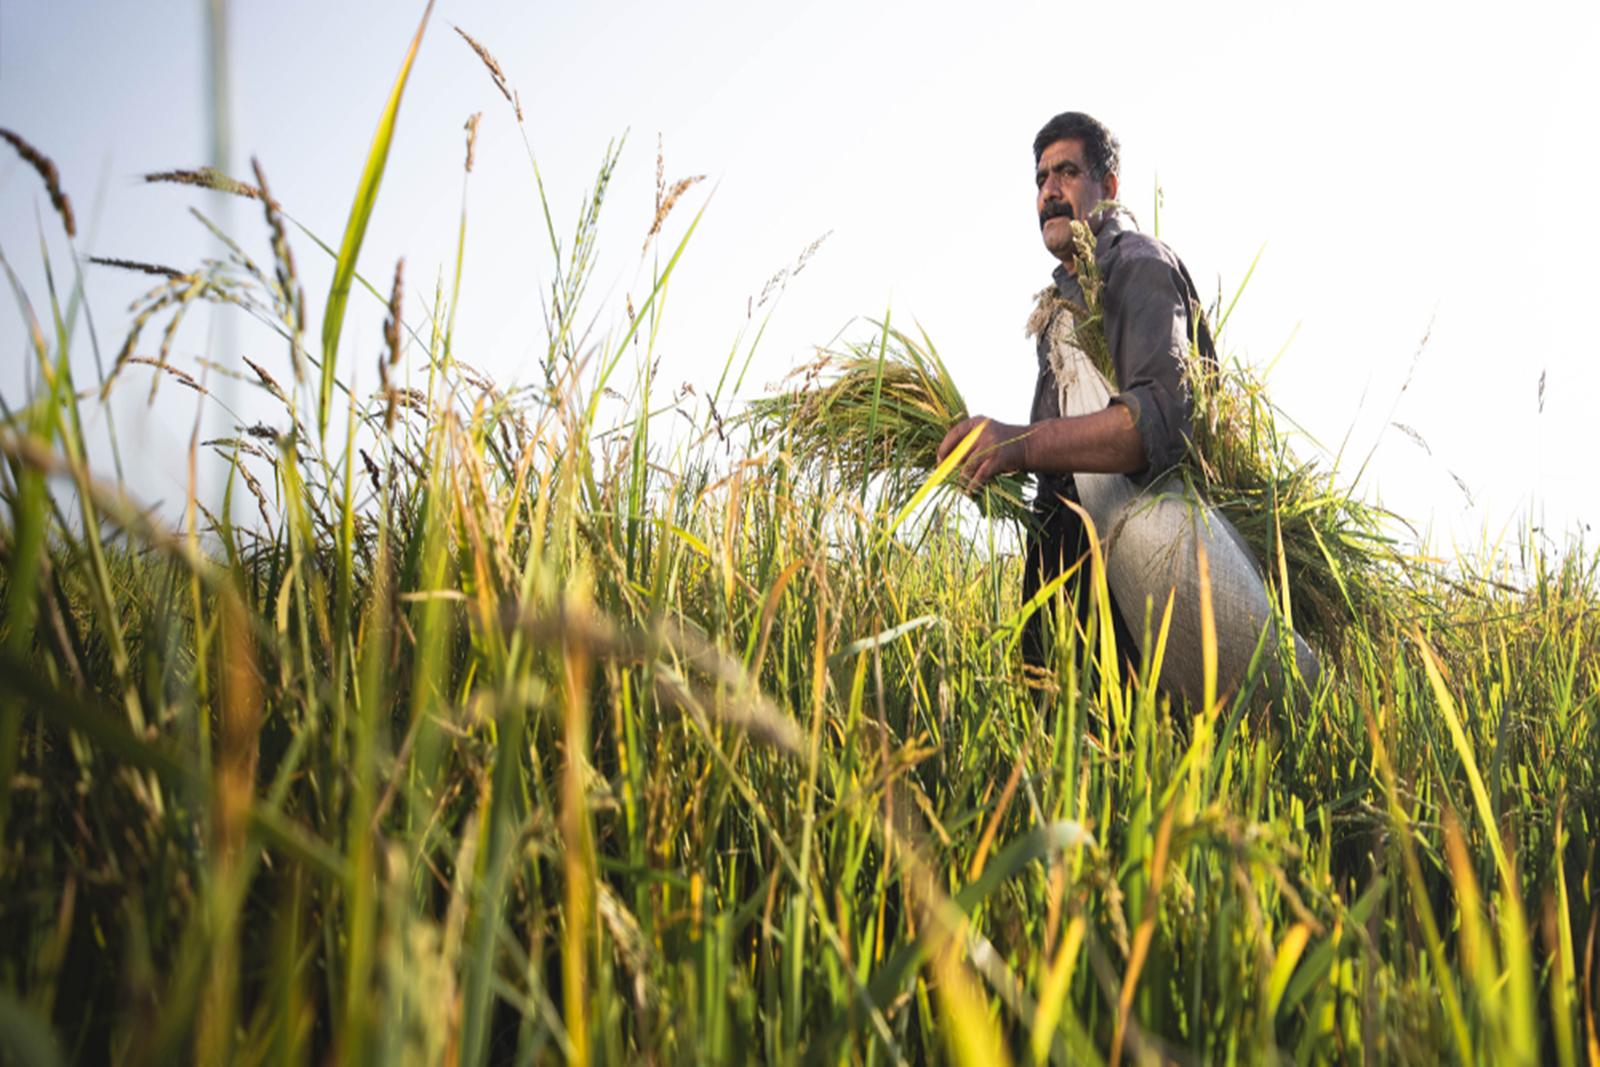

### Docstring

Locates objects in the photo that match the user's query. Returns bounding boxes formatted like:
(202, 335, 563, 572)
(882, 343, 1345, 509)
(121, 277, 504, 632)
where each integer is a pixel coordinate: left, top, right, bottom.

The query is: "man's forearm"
(937, 404, 1148, 490)
(1017, 405, 1147, 475)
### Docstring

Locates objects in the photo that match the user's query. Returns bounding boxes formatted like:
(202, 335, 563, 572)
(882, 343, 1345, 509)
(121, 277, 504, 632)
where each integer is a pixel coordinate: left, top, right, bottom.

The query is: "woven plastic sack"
(1047, 310, 1319, 700)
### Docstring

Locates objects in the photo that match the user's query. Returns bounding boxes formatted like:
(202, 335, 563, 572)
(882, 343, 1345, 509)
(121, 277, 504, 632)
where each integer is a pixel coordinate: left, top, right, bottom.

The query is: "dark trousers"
(1022, 495, 1142, 672)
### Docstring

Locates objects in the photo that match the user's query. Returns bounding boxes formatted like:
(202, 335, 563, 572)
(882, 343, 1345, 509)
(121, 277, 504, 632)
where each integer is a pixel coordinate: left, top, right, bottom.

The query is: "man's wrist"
(1007, 426, 1032, 474)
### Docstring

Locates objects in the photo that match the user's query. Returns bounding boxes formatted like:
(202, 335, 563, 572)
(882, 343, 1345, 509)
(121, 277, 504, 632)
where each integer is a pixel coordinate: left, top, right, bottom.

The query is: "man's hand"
(937, 417, 1027, 491)
(938, 407, 1149, 488)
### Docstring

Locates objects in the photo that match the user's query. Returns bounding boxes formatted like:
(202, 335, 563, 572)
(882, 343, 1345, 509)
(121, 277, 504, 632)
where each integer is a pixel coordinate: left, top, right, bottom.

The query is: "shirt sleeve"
(1102, 252, 1195, 488)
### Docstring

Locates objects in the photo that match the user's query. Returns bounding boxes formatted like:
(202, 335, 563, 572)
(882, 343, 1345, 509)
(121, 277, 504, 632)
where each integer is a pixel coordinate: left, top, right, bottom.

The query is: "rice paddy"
(1, 17, 1598, 1067)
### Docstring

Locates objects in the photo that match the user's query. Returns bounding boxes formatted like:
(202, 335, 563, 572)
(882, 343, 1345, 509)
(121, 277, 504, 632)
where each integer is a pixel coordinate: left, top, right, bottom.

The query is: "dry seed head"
(385, 258, 405, 368)
(144, 167, 276, 208)
(202, 437, 274, 464)
(383, 258, 405, 430)
(251, 159, 298, 300)
(643, 138, 705, 254)
(1392, 422, 1431, 455)
(791, 230, 831, 276)
(1, 128, 76, 237)
(754, 234, 829, 308)
(756, 266, 787, 309)
(654, 135, 664, 213)
(237, 460, 274, 527)
(464, 113, 482, 173)
(90, 256, 182, 279)
(454, 27, 513, 105)
(242, 356, 286, 401)
(250, 158, 305, 384)
(360, 448, 382, 494)
(128, 356, 210, 395)
(645, 176, 705, 244)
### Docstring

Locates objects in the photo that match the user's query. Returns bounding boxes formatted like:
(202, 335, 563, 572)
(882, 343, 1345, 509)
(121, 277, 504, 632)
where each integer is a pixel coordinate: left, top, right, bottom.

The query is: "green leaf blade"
(318, 0, 434, 441)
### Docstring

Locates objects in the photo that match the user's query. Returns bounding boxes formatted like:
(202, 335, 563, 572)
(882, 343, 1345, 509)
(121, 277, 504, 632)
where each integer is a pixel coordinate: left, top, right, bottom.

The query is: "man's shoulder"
(1104, 228, 1184, 273)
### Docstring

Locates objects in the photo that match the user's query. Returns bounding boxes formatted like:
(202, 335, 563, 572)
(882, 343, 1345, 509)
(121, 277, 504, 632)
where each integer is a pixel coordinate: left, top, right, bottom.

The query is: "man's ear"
(1101, 171, 1119, 203)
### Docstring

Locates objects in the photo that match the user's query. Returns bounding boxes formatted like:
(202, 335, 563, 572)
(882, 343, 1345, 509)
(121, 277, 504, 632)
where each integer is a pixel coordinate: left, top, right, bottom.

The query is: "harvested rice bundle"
(750, 326, 1031, 523)
(1182, 352, 1404, 648)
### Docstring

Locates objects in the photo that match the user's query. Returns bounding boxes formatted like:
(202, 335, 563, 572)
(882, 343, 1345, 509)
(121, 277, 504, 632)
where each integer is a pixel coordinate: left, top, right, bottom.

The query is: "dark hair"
(1032, 112, 1120, 182)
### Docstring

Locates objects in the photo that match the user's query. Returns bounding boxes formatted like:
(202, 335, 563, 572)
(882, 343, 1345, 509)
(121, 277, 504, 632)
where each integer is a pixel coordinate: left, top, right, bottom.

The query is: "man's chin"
(1042, 225, 1075, 261)
(1042, 217, 1075, 250)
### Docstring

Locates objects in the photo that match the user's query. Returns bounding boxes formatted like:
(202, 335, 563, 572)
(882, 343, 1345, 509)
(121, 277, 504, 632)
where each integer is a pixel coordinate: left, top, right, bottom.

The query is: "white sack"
(1046, 312, 1319, 701)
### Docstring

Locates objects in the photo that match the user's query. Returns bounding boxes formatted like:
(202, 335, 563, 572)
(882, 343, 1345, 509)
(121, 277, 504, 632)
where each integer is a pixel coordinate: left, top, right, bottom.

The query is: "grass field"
(2, 16, 1598, 1066)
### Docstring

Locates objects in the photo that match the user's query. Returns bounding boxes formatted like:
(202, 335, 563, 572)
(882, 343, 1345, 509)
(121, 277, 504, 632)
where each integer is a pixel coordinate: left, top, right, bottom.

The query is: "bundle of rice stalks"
(1181, 354, 1408, 648)
(749, 325, 1030, 522)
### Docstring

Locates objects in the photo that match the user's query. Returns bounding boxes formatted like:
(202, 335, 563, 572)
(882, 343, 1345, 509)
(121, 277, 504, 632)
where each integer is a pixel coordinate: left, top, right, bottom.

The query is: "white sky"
(3, 0, 1598, 554)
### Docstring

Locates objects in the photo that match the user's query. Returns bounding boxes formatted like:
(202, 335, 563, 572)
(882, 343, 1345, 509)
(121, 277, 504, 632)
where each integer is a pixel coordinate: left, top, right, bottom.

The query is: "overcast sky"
(3, 0, 1598, 553)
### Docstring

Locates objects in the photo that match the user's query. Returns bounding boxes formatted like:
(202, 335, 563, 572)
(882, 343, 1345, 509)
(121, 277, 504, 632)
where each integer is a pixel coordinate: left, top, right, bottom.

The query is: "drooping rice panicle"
(0, 128, 76, 237)
(464, 112, 482, 173)
(454, 26, 513, 106)
(89, 256, 183, 279)
(144, 165, 273, 206)
(642, 135, 706, 255)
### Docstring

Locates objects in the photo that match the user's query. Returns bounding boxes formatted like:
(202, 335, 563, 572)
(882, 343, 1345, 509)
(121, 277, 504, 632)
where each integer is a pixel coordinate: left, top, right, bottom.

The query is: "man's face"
(1036, 138, 1118, 262)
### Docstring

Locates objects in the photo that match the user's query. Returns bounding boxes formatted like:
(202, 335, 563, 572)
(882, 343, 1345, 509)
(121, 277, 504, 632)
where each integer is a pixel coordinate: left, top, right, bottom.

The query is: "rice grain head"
(383, 258, 405, 430)
(89, 257, 182, 279)
(643, 137, 704, 255)
(464, 113, 482, 173)
(1, 128, 76, 237)
(144, 167, 274, 208)
(250, 158, 305, 346)
(454, 27, 512, 105)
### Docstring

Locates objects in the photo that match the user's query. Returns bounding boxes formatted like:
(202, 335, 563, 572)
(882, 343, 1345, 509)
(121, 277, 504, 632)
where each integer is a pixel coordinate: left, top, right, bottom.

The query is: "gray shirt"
(1030, 214, 1214, 506)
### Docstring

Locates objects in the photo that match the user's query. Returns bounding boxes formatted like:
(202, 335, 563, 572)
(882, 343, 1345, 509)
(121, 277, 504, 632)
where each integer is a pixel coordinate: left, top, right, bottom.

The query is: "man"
(937, 111, 1216, 672)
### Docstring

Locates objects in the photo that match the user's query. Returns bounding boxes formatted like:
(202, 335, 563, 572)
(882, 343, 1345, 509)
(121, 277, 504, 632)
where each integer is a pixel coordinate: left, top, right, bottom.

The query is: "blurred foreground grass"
(2, 16, 1598, 1066)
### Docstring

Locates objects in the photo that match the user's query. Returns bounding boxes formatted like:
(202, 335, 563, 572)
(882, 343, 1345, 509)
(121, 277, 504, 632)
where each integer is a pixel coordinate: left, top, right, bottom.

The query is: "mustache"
(1038, 201, 1074, 229)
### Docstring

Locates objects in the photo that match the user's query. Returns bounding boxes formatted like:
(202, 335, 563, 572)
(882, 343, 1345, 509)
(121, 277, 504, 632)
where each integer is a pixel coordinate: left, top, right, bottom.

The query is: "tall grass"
(3, 21, 1599, 1067)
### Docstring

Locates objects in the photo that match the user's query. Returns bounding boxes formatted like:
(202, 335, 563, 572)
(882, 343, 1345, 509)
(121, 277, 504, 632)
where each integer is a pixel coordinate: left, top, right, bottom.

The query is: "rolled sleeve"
(1103, 252, 1195, 487)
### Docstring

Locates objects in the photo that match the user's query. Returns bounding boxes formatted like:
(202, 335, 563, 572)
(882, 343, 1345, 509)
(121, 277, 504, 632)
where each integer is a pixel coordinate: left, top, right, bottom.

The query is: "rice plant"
(1, 16, 1597, 1067)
